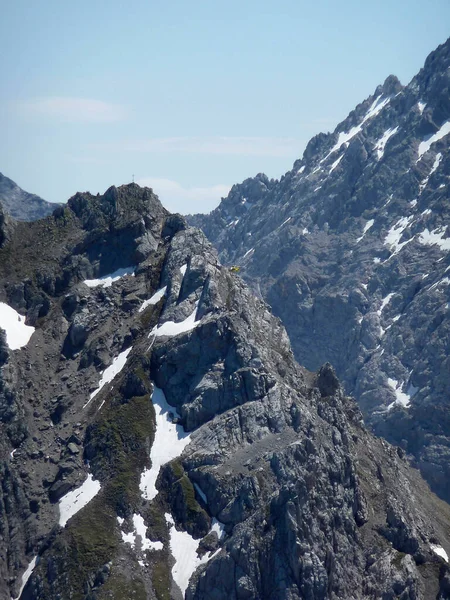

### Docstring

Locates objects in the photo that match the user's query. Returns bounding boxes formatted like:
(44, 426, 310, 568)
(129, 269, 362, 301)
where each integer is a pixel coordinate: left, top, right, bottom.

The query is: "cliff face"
(188, 38, 450, 503)
(0, 184, 449, 600)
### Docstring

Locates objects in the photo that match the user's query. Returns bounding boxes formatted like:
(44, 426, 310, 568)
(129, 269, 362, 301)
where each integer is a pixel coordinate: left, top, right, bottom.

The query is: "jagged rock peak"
(421, 36, 450, 75)
(377, 74, 403, 96)
(67, 183, 169, 230)
(186, 37, 450, 504)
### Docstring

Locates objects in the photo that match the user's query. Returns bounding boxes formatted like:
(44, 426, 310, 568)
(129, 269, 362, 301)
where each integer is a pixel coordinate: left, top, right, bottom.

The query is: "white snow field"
(0, 302, 35, 350)
(12, 556, 38, 600)
(430, 544, 449, 562)
(419, 228, 450, 251)
(149, 303, 200, 338)
(384, 216, 414, 255)
(418, 121, 450, 158)
(59, 474, 101, 527)
(165, 513, 219, 596)
(83, 266, 135, 288)
(139, 386, 191, 501)
(356, 219, 375, 243)
(374, 126, 399, 160)
(326, 95, 391, 158)
(386, 378, 416, 411)
(119, 513, 163, 552)
(139, 286, 167, 312)
(83, 347, 132, 408)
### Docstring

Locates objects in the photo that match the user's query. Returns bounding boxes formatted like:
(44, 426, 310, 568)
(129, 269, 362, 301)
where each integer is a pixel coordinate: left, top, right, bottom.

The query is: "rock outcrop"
(0, 184, 449, 599)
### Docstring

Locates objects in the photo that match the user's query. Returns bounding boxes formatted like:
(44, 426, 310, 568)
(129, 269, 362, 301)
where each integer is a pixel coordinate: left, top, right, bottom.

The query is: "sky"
(1, 1, 449, 215)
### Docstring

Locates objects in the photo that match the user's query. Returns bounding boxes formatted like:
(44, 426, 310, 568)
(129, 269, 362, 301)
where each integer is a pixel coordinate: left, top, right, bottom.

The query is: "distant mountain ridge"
(188, 38, 450, 502)
(0, 172, 61, 221)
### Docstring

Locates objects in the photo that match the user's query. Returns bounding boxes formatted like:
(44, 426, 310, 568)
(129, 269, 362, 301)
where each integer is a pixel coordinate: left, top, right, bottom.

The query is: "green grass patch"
(152, 558, 172, 600)
(97, 570, 147, 600)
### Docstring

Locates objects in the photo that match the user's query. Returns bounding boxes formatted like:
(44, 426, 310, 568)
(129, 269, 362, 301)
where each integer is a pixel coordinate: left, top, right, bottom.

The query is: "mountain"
(0, 184, 449, 599)
(0, 173, 61, 221)
(188, 38, 450, 504)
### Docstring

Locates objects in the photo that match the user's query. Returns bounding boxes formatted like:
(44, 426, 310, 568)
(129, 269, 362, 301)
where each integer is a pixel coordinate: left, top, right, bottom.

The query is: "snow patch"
(384, 216, 414, 255)
(180, 263, 188, 277)
(165, 513, 218, 596)
(302, 228, 310, 235)
(297, 165, 305, 174)
(430, 152, 443, 176)
(211, 518, 226, 540)
(84, 347, 132, 408)
(140, 387, 191, 501)
(419, 228, 450, 251)
(374, 126, 399, 160)
(243, 247, 255, 258)
(377, 293, 395, 316)
(0, 303, 35, 350)
(139, 286, 167, 312)
(329, 154, 344, 174)
(150, 303, 200, 338)
(386, 378, 415, 411)
(326, 95, 390, 158)
(417, 101, 426, 114)
(419, 152, 443, 193)
(13, 556, 38, 600)
(84, 266, 135, 288)
(279, 217, 292, 228)
(431, 544, 449, 562)
(120, 514, 163, 552)
(356, 219, 375, 243)
(59, 474, 101, 527)
(429, 277, 450, 291)
(418, 121, 450, 158)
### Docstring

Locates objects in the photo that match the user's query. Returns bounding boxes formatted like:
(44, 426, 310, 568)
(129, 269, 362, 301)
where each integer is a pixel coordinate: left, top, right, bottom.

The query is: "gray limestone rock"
(188, 37, 450, 503)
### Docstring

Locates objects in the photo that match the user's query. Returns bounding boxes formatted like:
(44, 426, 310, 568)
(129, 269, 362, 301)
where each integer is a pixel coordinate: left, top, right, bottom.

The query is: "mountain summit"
(189, 38, 450, 503)
(0, 182, 449, 599)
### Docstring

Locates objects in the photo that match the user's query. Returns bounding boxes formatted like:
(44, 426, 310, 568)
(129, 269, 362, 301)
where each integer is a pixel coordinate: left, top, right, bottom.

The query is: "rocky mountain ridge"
(0, 184, 449, 599)
(0, 173, 61, 222)
(188, 38, 450, 503)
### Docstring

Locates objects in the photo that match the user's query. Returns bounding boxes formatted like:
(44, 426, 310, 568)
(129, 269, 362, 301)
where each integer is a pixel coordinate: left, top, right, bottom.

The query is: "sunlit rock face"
(189, 38, 450, 503)
(0, 179, 449, 600)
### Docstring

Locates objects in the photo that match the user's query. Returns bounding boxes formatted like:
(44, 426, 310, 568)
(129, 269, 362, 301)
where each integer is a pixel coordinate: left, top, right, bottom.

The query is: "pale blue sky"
(1, 1, 449, 213)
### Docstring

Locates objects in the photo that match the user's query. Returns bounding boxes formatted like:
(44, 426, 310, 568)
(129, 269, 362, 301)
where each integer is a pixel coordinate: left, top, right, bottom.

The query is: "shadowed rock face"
(188, 38, 450, 503)
(0, 173, 61, 221)
(0, 183, 449, 600)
